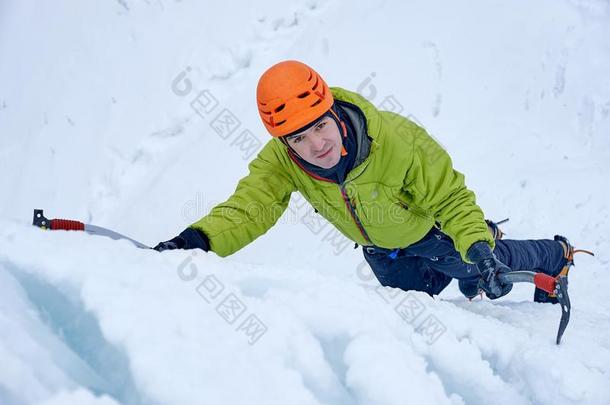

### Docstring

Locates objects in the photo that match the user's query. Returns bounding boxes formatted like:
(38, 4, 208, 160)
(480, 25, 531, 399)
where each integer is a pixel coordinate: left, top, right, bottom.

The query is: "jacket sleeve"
(189, 141, 296, 257)
(398, 119, 494, 262)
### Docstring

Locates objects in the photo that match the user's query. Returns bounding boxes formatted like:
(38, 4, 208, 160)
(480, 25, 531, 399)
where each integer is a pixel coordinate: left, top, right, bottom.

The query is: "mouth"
(316, 146, 332, 159)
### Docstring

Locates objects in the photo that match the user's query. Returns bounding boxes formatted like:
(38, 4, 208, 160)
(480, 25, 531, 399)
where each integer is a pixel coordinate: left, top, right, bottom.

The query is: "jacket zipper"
(339, 182, 372, 244)
(398, 201, 433, 221)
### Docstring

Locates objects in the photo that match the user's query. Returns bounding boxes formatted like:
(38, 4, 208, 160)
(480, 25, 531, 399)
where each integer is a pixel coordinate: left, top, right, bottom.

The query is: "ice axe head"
(33, 209, 50, 229)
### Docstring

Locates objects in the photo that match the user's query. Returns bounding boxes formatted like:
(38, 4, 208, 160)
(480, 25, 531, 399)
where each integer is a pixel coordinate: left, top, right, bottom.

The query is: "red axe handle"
(50, 219, 85, 231)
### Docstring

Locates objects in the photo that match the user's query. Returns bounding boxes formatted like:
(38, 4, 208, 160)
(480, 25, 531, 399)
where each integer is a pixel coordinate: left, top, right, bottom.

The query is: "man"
(155, 60, 589, 302)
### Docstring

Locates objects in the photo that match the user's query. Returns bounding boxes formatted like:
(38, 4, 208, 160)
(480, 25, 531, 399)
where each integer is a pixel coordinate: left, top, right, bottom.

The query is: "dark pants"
(363, 227, 566, 298)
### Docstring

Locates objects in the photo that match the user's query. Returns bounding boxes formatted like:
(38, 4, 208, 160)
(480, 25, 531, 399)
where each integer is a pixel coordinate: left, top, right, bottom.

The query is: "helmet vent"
(297, 91, 310, 99)
(274, 104, 286, 113)
(310, 99, 322, 107)
(268, 117, 286, 127)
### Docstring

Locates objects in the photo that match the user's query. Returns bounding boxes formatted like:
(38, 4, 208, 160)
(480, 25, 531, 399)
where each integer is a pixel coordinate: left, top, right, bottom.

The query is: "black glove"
(467, 241, 513, 299)
(154, 228, 210, 252)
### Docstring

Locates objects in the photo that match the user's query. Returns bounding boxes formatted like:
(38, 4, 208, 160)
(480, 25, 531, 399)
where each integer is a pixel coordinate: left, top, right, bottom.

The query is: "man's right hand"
(153, 228, 210, 252)
(153, 238, 183, 252)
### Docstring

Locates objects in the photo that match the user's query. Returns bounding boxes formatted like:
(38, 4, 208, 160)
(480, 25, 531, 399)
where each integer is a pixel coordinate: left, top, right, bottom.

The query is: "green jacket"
(191, 87, 494, 260)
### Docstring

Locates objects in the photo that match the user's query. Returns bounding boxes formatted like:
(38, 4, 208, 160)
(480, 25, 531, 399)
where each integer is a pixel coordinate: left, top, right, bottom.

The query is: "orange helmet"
(257, 60, 334, 137)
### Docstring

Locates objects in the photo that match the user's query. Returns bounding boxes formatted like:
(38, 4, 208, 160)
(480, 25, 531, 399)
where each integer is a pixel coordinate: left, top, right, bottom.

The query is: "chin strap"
(328, 108, 348, 156)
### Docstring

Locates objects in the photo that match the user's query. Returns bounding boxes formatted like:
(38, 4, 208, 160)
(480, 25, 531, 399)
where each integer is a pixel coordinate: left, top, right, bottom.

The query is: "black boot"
(459, 278, 482, 300)
(485, 218, 508, 240)
(534, 235, 594, 304)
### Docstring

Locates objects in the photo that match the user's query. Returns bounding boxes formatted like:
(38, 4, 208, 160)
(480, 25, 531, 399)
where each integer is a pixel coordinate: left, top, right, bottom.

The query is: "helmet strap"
(328, 108, 348, 139)
(328, 108, 348, 156)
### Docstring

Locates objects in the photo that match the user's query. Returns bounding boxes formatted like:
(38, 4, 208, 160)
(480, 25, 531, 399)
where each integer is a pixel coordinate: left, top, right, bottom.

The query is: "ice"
(1, 0, 609, 404)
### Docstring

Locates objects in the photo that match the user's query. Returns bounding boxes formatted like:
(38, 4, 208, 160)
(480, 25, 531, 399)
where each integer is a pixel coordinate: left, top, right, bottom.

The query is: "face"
(285, 115, 342, 169)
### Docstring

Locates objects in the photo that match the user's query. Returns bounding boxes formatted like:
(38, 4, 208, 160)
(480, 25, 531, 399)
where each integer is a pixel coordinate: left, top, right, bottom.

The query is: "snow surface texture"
(1, 0, 609, 404)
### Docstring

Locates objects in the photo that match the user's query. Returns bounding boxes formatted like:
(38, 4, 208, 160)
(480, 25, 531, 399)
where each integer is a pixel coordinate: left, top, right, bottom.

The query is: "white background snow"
(1, 0, 609, 404)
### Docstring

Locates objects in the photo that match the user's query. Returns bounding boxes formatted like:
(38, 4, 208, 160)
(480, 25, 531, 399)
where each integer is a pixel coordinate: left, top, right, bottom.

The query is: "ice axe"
(32, 209, 151, 249)
(497, 271, 571, 344)
(486, 217, 572, 344)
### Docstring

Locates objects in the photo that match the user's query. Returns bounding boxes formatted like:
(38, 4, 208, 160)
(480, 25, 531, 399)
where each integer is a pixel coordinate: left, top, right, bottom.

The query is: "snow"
(1, 0, 609, 404)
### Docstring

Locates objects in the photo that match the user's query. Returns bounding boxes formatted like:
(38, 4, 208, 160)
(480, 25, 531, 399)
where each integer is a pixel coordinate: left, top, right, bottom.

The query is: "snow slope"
(1, 0, 609, 404)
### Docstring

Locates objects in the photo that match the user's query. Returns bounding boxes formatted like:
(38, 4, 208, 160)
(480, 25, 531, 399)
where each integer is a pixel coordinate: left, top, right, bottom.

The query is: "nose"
(309, 133, 325, 151)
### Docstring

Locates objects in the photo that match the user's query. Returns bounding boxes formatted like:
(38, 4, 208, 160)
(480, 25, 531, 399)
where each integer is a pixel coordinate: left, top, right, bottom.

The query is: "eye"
(316, 121, 327, 131)
(291, 135, 303, 144)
